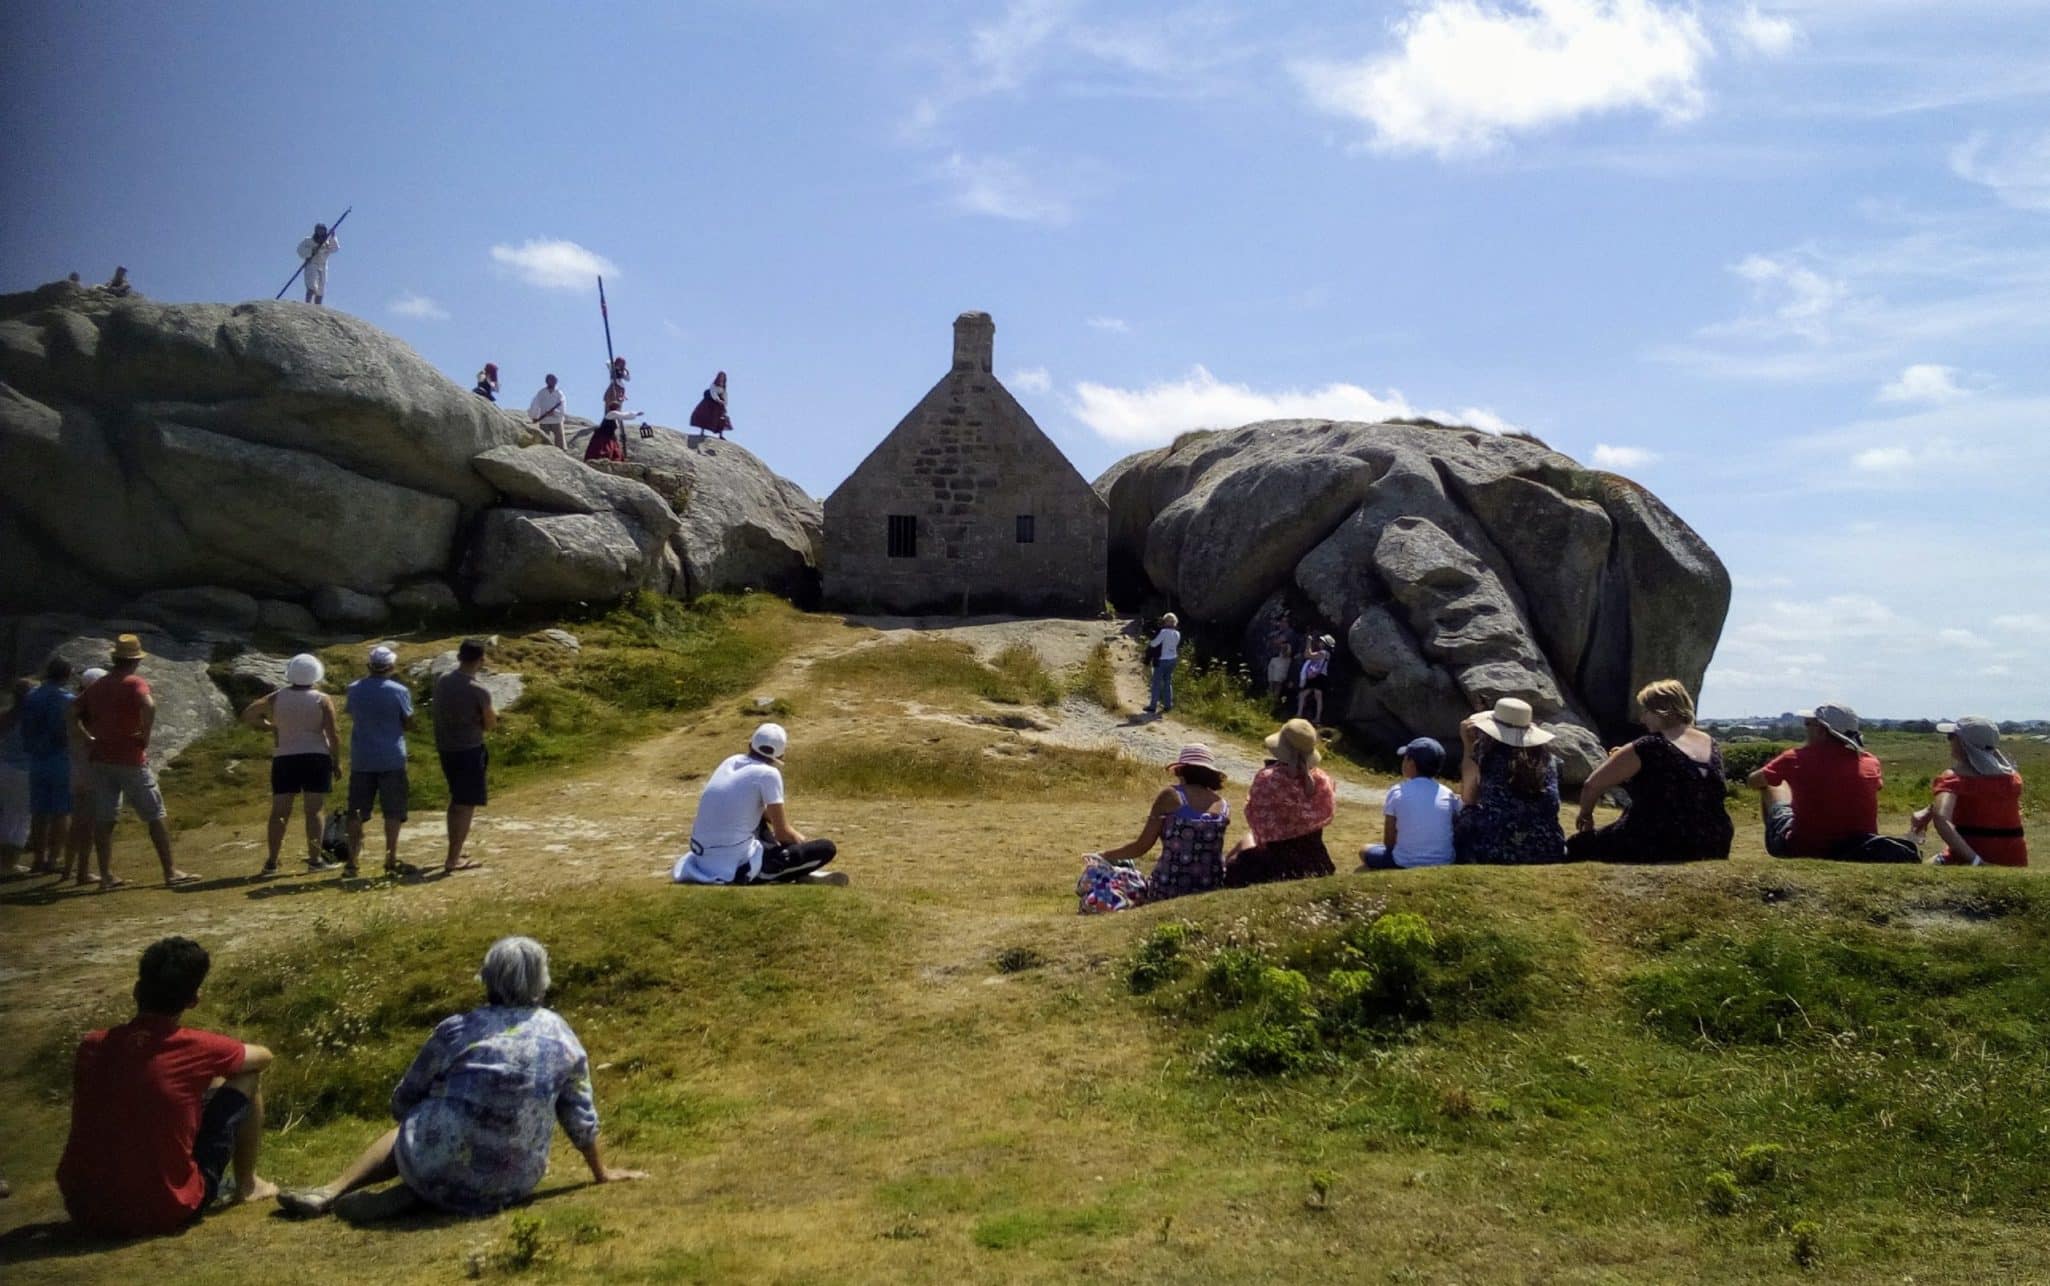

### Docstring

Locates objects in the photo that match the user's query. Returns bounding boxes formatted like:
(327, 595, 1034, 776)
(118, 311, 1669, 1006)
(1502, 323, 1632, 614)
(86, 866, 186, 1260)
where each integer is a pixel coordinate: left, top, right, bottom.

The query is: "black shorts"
(193, 1087, 252, 1211)
(348, 769, 410, 821)
(270, 753, 334, 795)
(438, 746, 489, 807)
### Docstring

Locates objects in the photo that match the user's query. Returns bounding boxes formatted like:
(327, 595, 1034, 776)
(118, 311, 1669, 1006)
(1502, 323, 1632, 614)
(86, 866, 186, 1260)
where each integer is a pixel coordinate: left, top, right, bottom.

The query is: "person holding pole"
(583, 357, 637, 463)
(295, 223, 340, 306)
(527, 374, 568, 450)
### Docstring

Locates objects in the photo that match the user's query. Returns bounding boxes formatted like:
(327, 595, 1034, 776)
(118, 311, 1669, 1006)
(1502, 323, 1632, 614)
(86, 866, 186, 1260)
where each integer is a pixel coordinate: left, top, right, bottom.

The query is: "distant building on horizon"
(822, 311, 1107, 616)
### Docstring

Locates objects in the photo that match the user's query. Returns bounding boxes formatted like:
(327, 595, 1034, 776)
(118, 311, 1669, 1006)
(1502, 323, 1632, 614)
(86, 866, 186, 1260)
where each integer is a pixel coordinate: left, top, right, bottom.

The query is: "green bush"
(1128, 922, 1193, 995)
(1702, 1168, 1745, 1216)
(1736, 1142, 1787, 1185)
(1720, 741, 1794, 795)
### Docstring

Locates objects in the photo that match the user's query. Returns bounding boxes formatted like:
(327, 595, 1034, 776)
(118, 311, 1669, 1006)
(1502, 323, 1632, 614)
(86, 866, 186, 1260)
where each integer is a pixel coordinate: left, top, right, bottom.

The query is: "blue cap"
(1398, 736, 1446, 776)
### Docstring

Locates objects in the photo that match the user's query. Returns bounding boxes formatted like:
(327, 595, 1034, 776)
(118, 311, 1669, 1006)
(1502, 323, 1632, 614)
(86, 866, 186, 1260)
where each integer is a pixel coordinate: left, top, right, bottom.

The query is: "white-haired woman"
(279, 937, 643, 1223)
(243, 653, 342, 877)
(1143, 613, 1182, 717)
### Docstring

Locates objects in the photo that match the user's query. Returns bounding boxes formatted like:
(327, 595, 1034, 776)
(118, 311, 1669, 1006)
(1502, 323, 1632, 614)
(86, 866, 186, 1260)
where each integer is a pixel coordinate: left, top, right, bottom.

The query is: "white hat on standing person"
(750, 722, 788, 763)
(1938, 716, 2016, 777)
(1469, 697, 1555, 748)
(285, 653, 324, 686)
(368, 645, 398, 672)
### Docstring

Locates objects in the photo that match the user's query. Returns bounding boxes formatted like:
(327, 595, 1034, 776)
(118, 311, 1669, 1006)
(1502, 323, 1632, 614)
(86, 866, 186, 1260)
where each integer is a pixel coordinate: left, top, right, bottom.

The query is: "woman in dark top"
(1568, 679, 1732, 862)
(1452, 698, 1568, 865)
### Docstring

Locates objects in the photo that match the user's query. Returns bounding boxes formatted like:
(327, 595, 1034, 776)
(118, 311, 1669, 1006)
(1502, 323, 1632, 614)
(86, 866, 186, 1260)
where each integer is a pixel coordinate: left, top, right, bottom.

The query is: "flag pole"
(275, 205, 351, 301)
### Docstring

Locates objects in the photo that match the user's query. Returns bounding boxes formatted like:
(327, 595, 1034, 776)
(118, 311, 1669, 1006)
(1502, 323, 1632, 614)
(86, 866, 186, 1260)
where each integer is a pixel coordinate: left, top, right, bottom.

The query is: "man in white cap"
(345, 645, 416, 877)
(673, 723, 842, 885)
(1746, 702, 1914, 861)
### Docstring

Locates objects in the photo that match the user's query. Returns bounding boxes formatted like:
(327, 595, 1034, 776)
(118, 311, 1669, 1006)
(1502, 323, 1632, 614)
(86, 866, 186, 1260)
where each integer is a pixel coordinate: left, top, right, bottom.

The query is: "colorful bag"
(1076, 854, 1148, 914)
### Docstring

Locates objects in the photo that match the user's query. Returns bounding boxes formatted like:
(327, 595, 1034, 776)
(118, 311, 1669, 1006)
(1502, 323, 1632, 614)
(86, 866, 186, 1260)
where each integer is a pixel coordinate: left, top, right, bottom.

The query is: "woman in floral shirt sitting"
(1225, 718, 1338, 887)
(279, 936, 644, 1222)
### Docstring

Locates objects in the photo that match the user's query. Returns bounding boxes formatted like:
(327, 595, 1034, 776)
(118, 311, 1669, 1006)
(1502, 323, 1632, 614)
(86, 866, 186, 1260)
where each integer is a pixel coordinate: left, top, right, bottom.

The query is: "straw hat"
(1264, 718, 1322, 769)
(1169, 743, 1215, 772)
(1470, 697, 1555, 748)
(111, 633, 146, 662)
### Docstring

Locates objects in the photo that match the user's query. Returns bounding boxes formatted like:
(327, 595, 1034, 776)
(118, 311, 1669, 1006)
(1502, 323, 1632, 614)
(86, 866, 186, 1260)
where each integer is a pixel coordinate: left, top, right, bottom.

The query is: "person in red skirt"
(689, 371, 733, 440)
(583, 357, 640, 462)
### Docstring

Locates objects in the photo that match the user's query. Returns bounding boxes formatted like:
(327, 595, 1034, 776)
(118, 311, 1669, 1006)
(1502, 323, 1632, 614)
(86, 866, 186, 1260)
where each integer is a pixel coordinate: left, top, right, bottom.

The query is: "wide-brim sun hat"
(1169, 743, 1216, 772)
(1938, 716, 2016, 777)
(1264, 719, 1322, 769)
(1470, 697, 1555, 748)
(285, 653, 324, 686)
(1797, 703, 1862, 749)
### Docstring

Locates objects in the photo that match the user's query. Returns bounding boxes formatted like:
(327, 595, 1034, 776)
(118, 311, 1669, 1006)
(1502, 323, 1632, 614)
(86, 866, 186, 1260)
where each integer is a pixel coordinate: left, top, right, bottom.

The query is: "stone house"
(823, 312, 1108, 616)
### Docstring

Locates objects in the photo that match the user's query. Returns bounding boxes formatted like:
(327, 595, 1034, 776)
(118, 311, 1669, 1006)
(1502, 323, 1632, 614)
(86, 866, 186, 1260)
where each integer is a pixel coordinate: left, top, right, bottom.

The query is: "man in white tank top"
(242, 654, 343, 877)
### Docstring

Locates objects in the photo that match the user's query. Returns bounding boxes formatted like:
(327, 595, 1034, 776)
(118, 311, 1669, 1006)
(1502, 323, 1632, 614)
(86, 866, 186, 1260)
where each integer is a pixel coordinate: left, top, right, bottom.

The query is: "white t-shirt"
(1151, 628, 1181, 662)
(296, 236, 338, 267)
(1383, 777, 1460, 867)
(674, 754, 784, 884)
(527, 387, 567, 423)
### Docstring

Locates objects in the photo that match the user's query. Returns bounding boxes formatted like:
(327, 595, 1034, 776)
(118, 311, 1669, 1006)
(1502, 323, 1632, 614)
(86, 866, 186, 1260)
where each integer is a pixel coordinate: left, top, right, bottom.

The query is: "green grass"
(157, 592, 801, 830)
(813, 637, 1059, 707)
(1166, 645, 1274, 742)
(786, 732, 1150, 800)
(1066, 642, 1123, 713)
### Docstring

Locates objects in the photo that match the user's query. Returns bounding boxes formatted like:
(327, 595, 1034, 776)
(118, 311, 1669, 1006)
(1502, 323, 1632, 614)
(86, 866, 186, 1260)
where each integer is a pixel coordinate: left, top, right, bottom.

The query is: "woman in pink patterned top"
(1225, 719, 1337, 887)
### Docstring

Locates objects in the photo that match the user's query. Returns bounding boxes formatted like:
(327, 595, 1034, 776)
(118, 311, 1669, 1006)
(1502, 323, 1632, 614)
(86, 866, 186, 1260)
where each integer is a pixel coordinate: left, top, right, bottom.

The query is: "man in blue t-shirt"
(344, 646, 415, 877)
(18, 659, 80, 874)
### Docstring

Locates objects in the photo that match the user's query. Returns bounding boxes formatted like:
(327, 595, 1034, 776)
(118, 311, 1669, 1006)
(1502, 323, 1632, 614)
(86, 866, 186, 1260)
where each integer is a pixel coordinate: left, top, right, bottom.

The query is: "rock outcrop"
(1098, 421, 1730, 781)
(0, 279, 821, 621)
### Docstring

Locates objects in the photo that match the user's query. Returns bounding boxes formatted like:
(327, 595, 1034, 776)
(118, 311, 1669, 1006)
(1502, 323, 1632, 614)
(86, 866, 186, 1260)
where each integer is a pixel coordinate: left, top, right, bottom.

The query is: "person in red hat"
(689, 371, 733, 440)
(583, 357, 639, 463)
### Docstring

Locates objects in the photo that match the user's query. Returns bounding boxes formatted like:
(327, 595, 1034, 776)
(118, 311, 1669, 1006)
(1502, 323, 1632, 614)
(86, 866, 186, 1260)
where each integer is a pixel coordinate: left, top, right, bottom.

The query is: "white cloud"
(1936, 627, 1992, 651)
(1951, 129, 2050, 212)
(942, 152, 1072, 224)
(1086, 316, 1130, 333)
(1993, 613, 2050, 636)
(1294, 0, 1712, 158)
(388, 291, 448, 321)
(1851, 445, 1914, 472)
(1877, 363, 1970, 404)
(488, 239, 618, 291)
(1731, 4, 1800, 57)
(1009, 366, 1052, 393)
(1069, 364, 1515, 446)
(1591, 442, 1660, 469)
(1725, 253, 1848, 341)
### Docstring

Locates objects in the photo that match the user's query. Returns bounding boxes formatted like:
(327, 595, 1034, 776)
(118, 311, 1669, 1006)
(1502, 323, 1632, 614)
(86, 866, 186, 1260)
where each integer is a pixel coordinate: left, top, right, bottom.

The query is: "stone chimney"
(953, 311, 994, 374)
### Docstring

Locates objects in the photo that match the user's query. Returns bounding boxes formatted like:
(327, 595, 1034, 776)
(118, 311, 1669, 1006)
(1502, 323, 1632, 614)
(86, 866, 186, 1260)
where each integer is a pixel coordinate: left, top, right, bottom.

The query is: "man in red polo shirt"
(56, 937, 277, 1235)
(1746, 703, 1917, 862)
(73, 633, 193, 887)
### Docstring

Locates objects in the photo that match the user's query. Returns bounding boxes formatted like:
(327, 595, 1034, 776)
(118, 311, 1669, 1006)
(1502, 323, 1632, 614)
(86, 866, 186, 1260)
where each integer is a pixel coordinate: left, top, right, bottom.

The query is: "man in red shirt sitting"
(1745, 703, 1917, 862)
(56, 937, 277, 1236)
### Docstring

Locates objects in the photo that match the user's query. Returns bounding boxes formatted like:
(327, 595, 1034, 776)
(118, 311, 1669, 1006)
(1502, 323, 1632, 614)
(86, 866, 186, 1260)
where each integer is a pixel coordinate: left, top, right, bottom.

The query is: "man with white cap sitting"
(1745, 702, 1916, 862)
(673, 723, 842, 885)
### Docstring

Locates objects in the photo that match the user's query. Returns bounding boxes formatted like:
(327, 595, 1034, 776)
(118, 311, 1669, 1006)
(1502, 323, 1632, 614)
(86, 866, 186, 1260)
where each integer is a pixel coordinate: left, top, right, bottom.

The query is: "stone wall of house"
(823, 313, 1107, 616)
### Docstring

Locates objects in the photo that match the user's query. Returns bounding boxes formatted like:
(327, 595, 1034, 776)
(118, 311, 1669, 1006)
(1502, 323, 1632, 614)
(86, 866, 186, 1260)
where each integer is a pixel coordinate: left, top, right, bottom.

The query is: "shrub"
(1068, 642, 1123, 712)
(993, 946, 1043, 974)
(985, 643, 1061, 706)
(1720, 741, 1794, 795)
(1128, 923, 1192, 995)
(1736, 1142, 1787, 1185)
(1203, 1022, 1312, 1077)
(1702, 1169, 1745, 1216)
(1790, 1220, 1823, 1269)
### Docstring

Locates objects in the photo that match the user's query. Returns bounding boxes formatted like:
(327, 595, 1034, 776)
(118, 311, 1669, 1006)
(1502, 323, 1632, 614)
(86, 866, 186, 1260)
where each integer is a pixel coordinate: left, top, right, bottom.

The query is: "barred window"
(1016, 514, 1036, 544)
(887, 515, 917, 558)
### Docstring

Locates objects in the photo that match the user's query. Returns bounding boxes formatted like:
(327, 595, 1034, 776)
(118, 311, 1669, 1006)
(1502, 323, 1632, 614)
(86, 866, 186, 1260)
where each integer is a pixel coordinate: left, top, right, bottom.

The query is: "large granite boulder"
(1098, 420, 1729, 782)
(563, 419, 822, 603)
(0, 616, 234, 767)
(0, 281, 823, 619)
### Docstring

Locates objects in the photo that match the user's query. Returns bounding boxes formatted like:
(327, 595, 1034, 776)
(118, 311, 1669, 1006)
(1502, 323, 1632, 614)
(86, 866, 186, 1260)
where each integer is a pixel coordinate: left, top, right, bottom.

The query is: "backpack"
(1076, 855, 1148, 914)
(320, 810, 352, 864)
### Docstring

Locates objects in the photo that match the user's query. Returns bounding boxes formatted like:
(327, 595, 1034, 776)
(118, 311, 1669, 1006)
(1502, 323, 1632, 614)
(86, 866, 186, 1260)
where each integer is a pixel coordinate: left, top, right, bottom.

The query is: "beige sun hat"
(1470, 697, 1555, 748)
(1264, 718, 1322, 769)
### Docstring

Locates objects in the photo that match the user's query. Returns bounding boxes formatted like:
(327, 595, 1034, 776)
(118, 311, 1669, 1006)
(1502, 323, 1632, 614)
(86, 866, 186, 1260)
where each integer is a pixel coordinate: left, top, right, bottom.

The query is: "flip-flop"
(442, 858, 482, 874)
(165, 872, 201, 887)
(99, 878, 129, 891)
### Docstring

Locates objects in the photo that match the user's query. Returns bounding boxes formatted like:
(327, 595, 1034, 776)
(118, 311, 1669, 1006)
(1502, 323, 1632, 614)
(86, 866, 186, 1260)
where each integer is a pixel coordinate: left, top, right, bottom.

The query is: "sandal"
(442, 858, 482, 874)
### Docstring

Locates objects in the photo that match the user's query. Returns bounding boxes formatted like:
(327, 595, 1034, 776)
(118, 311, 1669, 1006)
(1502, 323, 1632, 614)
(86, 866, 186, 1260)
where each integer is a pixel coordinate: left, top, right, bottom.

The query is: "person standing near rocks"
(346, 646, 416, 877)
(63, 667, 106, 884)
(1295, 634, 1335, 726)
(295, 223, 338, 306)
(19, 658, 80, 875)
(583, 357, 638, 463)
(74, 635, 196, 888)
(433, 640, 496, 874)
(1142, 613, 1181, 717)
(242, 654, 343, 878)
(0, 679, 32, 873)
(527, 373, 568, 450)
(689, 371, 733, 439)
(472, 363, 500, 402)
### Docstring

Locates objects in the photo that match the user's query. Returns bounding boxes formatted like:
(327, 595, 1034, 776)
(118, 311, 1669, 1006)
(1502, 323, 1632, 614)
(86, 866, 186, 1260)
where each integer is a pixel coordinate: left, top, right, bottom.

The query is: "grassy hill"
(2, 602, 2044, 1283)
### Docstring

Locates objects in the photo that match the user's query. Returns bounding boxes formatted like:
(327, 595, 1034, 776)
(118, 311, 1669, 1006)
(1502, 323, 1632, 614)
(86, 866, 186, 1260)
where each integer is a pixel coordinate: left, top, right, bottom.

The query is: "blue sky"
(5, 0, 2047, 717)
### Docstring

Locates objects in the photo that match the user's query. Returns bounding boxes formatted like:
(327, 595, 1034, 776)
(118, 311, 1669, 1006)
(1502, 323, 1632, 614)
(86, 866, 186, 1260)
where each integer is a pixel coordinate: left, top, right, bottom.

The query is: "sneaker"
(305, 855, 341, 873)
(257, 859, 280, 878)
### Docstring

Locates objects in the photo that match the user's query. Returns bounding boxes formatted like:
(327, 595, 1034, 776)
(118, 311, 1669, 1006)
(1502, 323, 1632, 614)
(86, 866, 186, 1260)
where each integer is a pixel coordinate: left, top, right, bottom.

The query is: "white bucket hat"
(285, 653, 325, 686)
(1470, 697, 1555, 748)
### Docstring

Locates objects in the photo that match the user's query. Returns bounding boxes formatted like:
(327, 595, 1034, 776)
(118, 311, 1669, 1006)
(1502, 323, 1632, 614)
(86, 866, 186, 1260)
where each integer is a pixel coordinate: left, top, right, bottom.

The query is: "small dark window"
(1016, 514, 1036, 544)
(887, 514, 917, 558)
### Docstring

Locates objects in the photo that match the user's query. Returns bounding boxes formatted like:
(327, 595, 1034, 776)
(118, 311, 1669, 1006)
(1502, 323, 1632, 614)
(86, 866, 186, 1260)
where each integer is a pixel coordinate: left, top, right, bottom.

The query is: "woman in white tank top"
(242, 653, 343, 876)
